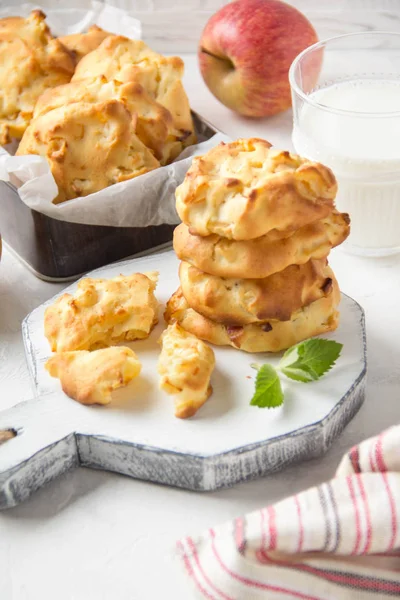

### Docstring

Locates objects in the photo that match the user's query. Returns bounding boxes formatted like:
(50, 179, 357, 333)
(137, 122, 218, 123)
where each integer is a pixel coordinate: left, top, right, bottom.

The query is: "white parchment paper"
(0, 2, 228, 227)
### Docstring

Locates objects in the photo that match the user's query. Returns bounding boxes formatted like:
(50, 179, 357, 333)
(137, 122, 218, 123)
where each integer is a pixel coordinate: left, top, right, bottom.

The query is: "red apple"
(198, 0, 318, 117)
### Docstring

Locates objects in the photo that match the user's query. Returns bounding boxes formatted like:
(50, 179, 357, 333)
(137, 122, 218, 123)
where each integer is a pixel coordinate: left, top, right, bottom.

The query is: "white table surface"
(2, 54, 400, 599)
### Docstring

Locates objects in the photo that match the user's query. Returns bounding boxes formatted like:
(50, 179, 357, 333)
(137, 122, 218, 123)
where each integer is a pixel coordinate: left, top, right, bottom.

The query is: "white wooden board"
(0, 251, 366, 507)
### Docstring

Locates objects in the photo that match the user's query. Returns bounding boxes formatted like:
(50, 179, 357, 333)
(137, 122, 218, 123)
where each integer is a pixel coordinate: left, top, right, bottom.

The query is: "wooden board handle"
(0, 396, 80, 509)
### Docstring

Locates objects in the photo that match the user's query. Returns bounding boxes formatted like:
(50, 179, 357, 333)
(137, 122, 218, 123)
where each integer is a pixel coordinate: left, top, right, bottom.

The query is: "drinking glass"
(289, 32, 400, 257)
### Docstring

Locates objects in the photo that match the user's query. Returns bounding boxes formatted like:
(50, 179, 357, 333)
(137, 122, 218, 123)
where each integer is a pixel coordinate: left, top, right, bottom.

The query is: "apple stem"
(200, 47, 235, 71)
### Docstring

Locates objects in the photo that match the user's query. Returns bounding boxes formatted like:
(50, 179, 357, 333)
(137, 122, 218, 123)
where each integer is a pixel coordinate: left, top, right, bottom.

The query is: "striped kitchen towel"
(177, 426, 400, 599)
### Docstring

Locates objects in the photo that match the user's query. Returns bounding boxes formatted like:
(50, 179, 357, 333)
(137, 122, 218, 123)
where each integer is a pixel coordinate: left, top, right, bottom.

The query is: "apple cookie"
(173, 211, 350, 279)
(158, 323, 215, 418)
(73, 35, 196, 150)
(179, 258, 336, 325)
(17, 99, 160, 203)
(45, 346, 141, 405)
(164, 282, 340, 354)
(44, 272, 159, 352)
(175, 138, 337, 240)
(0, 10, 75, 145)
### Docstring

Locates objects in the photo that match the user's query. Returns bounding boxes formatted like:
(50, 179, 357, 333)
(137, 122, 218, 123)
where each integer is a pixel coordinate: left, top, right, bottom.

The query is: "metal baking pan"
(0, 112, 218, 282)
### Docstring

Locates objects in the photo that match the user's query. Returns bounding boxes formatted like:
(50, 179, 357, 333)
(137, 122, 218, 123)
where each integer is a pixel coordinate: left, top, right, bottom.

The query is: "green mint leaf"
(279, 338, 343, 383)
(250, 364, 283, 409)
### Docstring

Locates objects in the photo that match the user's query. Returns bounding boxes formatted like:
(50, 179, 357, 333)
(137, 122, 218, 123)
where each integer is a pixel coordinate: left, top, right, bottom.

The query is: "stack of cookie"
(166, 138, 350, 353)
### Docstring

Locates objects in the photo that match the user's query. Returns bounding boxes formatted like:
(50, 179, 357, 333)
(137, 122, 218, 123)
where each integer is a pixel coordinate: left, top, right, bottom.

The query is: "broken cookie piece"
(45, 346, 141, 405)
(44, 271, 159, 352)
(158, 322, 215, 419)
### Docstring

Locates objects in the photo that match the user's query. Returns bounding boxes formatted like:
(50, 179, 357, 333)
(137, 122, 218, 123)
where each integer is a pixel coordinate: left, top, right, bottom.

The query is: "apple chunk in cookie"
(158, 323, 215, 419)
(44, 272, 159, 352)
(45, 346, 141, 405)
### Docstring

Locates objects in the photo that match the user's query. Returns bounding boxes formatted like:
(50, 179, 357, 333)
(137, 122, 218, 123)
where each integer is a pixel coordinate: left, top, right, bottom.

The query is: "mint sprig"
(250, 338, 343, 409)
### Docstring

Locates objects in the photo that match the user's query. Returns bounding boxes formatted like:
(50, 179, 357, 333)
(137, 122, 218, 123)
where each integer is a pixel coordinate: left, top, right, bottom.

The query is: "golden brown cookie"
(17, 99, 160, 203)
(164, 284, 340, 353)
(174, 211, 350, 279)
(44, 272, 159, 352)
(34, 76, 185, 165)
(175, 138, 337, 240)
(59, 25, 111, 63)
(0, 10, 75, 145)
(45, 346, 141, 405)
(179, 259, 335, 325)
(0, 15, 26, 34)
(73, 35, 196, 150)
(0, 10, 66, 43)
(158, 323, 215, 418)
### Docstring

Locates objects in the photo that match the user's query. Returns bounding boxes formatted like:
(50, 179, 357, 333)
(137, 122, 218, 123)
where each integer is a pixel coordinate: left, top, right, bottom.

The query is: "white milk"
(292, 79, 400, 255)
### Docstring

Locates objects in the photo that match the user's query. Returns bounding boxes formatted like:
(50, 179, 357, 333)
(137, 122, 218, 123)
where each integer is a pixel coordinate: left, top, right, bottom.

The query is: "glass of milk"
(289, 32, 400, 256)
